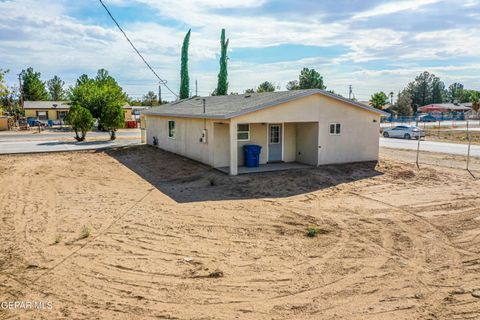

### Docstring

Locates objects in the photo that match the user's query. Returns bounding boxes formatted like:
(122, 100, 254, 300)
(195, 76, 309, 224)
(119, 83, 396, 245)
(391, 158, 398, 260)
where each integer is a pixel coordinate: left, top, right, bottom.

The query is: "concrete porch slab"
(216, 162, 312, 175)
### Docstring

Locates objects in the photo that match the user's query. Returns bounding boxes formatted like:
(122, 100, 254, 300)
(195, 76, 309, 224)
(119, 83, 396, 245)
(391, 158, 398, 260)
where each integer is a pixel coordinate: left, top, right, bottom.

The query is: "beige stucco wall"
(295, 123, 319, 165)
(233, 94, 381, 165)
(145, 115, 215, 166)
(284, 123, 297, 162)
(213, 122, 230, 167)
(236, 123, 268, 165)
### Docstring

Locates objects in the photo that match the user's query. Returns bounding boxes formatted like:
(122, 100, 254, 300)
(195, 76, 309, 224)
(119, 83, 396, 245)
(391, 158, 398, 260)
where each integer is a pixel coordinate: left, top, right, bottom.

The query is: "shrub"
(306, 227, 319, 238)
(80, 225, 90, 239)
(54, 234, 63, 244)
(100, 103, 124, 140)
(64, 105, 94, 141)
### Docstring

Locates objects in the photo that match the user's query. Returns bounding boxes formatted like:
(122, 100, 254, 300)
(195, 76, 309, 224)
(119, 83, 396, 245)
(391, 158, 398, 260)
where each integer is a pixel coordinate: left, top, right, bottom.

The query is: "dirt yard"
(1, 146, 480, 319)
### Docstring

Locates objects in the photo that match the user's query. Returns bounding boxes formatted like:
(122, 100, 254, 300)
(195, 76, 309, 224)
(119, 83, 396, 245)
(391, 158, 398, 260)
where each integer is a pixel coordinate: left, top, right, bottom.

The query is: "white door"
(268, 124, 282, 162)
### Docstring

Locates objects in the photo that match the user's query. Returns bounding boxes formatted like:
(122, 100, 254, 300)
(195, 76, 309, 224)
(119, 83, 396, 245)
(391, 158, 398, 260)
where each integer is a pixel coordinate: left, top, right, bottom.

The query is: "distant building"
(24, 101, 133, 123)
(418, 103, 471, 113)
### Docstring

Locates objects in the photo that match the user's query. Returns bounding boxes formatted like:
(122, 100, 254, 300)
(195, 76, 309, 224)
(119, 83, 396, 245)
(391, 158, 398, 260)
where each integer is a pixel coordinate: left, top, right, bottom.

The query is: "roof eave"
(225, 89, 389, 118)
(141, 111, 228, 120)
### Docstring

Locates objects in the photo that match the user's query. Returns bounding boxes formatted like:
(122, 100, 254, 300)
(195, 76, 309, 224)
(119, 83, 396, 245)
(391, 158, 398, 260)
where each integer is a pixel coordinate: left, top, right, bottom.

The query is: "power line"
(98, 0, 178, 99)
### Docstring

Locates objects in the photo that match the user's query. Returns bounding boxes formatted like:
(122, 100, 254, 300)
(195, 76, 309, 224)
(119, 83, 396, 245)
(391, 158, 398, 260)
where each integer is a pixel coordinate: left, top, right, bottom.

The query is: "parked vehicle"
(418, 114, 437, 122)
(382, 125, 425, 139)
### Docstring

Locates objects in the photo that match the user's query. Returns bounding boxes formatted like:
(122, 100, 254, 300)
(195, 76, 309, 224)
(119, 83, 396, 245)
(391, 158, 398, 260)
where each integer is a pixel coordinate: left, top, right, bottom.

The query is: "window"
(270, 125, 280, 144)
(168, 120, 175, 138)
(329, 123, 341, 135)
(56, 111, 68, 120)
(37, 111, 48, 120)
(237, 123, 250, 141)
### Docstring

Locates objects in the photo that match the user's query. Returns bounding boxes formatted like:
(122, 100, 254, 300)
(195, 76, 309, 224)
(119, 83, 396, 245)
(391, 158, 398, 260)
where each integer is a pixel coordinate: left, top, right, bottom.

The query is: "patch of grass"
(306, 227, 319, 238)
(80, 225, 90, 239)
(53, 234, 63, 244)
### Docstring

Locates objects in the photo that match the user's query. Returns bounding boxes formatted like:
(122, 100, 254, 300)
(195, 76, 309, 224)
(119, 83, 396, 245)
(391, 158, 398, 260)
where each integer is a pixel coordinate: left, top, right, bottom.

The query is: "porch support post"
(229, 120, 238, 175)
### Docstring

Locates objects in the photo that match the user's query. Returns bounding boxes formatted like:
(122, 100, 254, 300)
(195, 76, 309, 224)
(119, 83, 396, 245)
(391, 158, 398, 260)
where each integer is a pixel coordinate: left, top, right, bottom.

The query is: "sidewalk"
(0, 139, 141, 155)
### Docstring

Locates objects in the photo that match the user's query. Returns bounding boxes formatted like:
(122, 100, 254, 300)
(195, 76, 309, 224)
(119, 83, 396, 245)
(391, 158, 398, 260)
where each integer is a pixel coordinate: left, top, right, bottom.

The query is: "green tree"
(64, 105, 94, 141)
(180, 29, 191, 99)
(286, 80, 299, 90)
(393, 90, 413, 116)
(299, 68, 326, 90)
(69, 69, 126, 120)
(405, 71, 445, 111)
(471, 91, 480, 114)
(21, 67, 49, 101)
(431, 77, 445, 103)
(47, 75, 65, 100)
(244, 88, 255, 94)
(216, 28, 229, 96)
(447, 83, 464, 102)
(100, 104, 124, 140)
(1, 87, 23, 118)
(142, 91, 158, 106)
(0, 68, 9, 98)
(370, 91, 388, 109)
(256, 81, 276, 93)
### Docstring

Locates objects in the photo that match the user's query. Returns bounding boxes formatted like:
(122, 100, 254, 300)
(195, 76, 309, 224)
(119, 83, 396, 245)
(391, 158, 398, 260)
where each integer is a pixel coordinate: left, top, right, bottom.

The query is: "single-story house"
(24, 101, 134, 123)
(418, 103, 471, 114)
(141, 89, 388, 175)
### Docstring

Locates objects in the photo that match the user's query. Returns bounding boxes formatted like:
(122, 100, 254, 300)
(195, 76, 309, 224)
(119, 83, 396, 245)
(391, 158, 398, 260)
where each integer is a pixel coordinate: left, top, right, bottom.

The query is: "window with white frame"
(329, 123, 341, 135)
(237, 123, 250, 141)
(168, 120, 176, 138)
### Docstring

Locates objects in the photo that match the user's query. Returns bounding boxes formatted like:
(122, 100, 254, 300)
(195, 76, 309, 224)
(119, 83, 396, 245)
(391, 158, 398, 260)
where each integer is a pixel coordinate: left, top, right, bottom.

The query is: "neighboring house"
(131, 106, 149, 121)
(24, 101, 70, 122)
(142, 89, 387, 175)
(24, 101, 134, 123)
(418, 103, 471, 114)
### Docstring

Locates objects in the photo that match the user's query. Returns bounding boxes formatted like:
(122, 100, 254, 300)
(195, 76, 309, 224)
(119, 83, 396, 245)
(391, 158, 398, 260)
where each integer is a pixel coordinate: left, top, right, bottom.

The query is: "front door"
(268, 124, 282, 162)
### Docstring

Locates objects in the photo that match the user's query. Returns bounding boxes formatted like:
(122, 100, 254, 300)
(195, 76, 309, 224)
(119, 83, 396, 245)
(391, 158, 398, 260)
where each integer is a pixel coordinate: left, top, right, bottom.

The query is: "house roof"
(24, 101, 70, 109)
(418, 103, 471, 112)
(24, 101, 132, 109)
(142, 89, 389, 119)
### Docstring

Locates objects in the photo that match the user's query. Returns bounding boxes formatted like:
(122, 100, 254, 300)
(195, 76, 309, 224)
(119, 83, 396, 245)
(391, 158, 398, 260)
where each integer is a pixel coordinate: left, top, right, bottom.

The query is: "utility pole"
(18, 73, 24, 109)
(390, 92, 394, 105)
(195, 80, 198, 97)
(349, 85, 352, 100)
(158, 82, 162, 105)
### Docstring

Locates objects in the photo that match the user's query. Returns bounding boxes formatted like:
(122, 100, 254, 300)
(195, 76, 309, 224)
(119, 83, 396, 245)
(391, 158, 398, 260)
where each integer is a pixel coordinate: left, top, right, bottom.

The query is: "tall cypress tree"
(179, 29, 191, 99)
(216, 29, 229, 96)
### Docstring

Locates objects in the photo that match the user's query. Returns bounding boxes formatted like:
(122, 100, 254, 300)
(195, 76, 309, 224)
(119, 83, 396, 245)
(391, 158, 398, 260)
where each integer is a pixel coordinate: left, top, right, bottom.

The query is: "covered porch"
(213, 120, 319, 175)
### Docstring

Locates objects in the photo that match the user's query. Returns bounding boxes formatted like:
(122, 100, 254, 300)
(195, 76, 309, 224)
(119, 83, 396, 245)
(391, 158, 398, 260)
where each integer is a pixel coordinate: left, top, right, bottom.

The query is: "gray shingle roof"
(142, 89, 388, 119)
(24, 101, 70, 109)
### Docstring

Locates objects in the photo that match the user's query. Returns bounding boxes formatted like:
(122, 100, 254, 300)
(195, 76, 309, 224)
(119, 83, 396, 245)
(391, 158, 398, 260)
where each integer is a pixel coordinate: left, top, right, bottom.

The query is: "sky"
(1, 0, 479, 101)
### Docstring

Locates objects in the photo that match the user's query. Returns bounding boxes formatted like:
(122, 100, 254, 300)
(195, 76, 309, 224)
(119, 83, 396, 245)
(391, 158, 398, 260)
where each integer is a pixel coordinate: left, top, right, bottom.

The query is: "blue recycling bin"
(243, 145, 262, 168)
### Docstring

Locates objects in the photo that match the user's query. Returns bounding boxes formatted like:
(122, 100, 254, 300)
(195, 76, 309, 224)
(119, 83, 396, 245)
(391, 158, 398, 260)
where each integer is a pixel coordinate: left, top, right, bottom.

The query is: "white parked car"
(383, 125, 425, 139)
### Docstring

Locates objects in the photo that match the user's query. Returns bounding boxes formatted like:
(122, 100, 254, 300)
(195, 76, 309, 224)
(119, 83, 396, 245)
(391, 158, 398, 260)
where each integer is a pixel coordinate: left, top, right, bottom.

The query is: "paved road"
(380, 137, 480, 157)
(0, 129, 140, 142)
(0, 139, 141, 155)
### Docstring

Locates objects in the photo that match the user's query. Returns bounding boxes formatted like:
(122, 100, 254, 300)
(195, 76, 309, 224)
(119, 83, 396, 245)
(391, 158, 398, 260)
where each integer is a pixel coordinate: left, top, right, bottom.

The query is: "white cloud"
(352, 0, 441, 20)
(0, 0, 479, 101)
